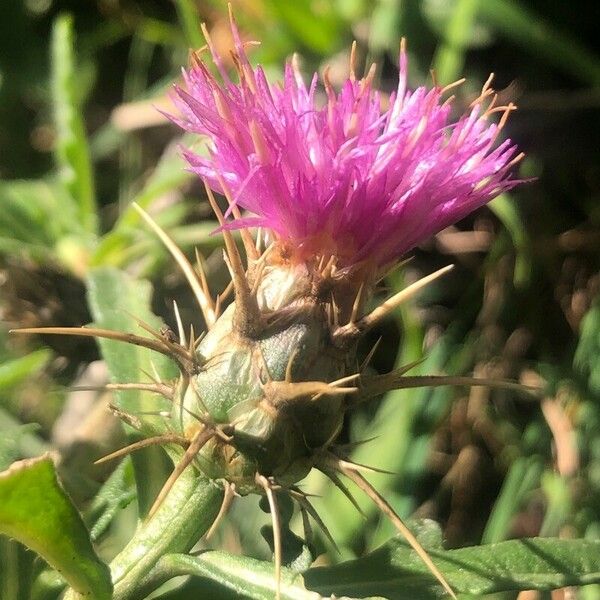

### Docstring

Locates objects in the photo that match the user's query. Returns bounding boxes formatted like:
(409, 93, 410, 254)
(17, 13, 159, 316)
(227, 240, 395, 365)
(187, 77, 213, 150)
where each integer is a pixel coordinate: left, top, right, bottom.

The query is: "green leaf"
(149, 551, 322, 600)
(86, 458, 136, 542)
(266, 0, 342, 55)
(92, 139, 192, 267)
(482, 454, 544, 543)
(173, 0, 204, 49)
(305, 530, 600, 599)
(51, 15, 97, 237)
(489, 194, 532, 287)
(431, 0, 481, 85)
(0, 180, 61, 249)
(86, 266, 176, 420)
(0, 409, 48, 471)
(0, 455, 112, 599)
(574, 298, 600, 396)
(86, 266, 177, 515)
(0, 536, 36, 600)
(0, 349, 52, 391)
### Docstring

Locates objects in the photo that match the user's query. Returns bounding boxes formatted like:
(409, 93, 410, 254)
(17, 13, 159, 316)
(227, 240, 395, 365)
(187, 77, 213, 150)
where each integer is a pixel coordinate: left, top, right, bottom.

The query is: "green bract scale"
(178, 254, 358, 495)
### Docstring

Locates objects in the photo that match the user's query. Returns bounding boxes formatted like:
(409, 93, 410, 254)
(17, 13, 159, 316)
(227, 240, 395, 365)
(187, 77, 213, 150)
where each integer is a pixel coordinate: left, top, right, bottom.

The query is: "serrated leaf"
(51, 14, 97, 237)
(0, 455, 111, 599)
(304, 533, 600, 599)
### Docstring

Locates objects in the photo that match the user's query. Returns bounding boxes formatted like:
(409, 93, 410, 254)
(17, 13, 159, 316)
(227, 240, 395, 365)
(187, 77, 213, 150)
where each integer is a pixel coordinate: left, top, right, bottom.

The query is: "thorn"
(187, 324, 195, 356)
(172, 300, 186, 347)
(330, 292, 340, 329)
(333, 265, 454, 344)
(194, 248, 218, 321)
(255, 345, 273, 384)
(321, 255, 336, 279)
(310, 373, 361, 401)
(217, 280, 235, 312)
(360, 336, 382, 372)
(107, 403, 143, 430)
(206, 482, 236, 540)
(256, 475, 282, 600)
(395, 357, 427, 376)
(329, 373, 362, 388)
(148, 428, 214, 518)
(123, 309, 164, 342)
(149, 361, 163, 384)
(285, 346, 300, 383)
(133, 203, 217, 328)
(354, 373, 541, 405)
(203, 182, 261, 336)
(94, 434, 188, 465)
(336, 461, 457, 599)
(362, 62, 377, 88)
(311, 386, 358, 402)
(250, 258, 267, 297)
(71, 382, 174, 400)
(317, 254, 326, 273)
(375, 256, 414, 284)
(289, 488, 339, 554)
(265, 379, 356, 407)
(255, 228, 263, 253)
(349, 282, 366, 324)
(298, 503, 313, 546)
(334, 456, 395, 475)
(194, 330, 206, 350)
(10, 327, 193, 371)
(318, 467, 365, 517)
(333, 436, 379, 452)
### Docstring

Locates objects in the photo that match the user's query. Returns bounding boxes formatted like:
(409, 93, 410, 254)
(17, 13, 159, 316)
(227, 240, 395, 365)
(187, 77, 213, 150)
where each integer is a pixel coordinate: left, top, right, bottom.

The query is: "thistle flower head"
(173, 16, 522, 273)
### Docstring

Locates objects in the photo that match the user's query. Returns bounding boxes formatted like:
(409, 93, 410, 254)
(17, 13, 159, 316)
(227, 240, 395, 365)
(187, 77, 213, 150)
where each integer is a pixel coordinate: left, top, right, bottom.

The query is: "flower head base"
(173, 17, 522, 274)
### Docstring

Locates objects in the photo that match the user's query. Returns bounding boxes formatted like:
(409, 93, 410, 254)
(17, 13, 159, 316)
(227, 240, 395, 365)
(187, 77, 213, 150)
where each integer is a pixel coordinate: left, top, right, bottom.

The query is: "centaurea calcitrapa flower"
(158, 15, 523, 596)
(15, 12, 527, 600)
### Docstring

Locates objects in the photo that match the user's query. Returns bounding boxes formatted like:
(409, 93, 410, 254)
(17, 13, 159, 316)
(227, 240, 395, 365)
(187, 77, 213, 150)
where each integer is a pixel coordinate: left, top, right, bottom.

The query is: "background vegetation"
(0, 0, 598, 598)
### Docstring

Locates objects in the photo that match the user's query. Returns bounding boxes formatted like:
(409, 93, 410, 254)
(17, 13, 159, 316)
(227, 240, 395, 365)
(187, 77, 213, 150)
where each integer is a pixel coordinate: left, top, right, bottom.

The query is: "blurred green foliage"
(0, 0, 598, 598)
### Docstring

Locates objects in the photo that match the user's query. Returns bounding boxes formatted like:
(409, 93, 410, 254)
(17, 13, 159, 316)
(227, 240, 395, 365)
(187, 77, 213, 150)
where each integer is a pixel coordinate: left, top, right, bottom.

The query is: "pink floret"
(173, 20, 523, 269)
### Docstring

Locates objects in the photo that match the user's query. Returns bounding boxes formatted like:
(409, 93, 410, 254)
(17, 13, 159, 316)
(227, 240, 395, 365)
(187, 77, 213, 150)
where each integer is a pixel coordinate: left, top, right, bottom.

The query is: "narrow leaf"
(0, 455, 111, 599)
(432, 0, 481, 85)
(305, 532, 600, 599)
(92, 139, 192, 267)
(51, 14, 97, 236)
(150, 552, 322, 600)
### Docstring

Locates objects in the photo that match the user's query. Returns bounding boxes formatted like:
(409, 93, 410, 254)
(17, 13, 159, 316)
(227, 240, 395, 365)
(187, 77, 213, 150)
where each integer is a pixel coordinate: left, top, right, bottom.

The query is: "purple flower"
(173, 18, 523, 270)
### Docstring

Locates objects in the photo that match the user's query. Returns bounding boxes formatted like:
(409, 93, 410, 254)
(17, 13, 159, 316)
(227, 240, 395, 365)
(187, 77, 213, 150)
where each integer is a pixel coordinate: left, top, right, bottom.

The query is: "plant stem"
(64, 467, 223, 600)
